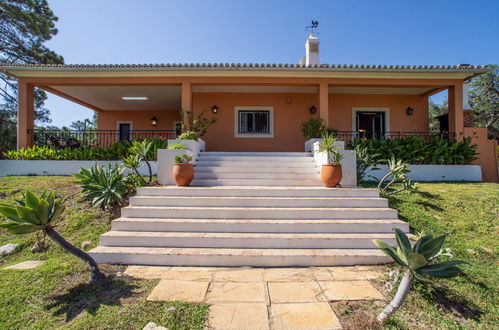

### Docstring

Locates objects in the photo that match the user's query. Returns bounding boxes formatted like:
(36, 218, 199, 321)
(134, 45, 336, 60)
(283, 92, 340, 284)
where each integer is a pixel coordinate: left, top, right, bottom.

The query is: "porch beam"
(40, 86, 103, 112)
(419, 87, 447, 97)
(17, 80, 35, 149)
(448, 83, 464, 138)
(319, 82, 329, 127)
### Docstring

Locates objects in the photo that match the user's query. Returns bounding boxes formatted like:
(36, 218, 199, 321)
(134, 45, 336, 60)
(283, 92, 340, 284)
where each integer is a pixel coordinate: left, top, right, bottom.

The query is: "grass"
(376, 182, 498, 329)
(0, 177, 497, 329)
(0, 176, 208, 329)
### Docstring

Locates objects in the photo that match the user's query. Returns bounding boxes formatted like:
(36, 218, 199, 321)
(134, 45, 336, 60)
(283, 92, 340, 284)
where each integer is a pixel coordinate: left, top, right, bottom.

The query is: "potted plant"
(318, 132, 343, 187)
(172, 154, 194, 186)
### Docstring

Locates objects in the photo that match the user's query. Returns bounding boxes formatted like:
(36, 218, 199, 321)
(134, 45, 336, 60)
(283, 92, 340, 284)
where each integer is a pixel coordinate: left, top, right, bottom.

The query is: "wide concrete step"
(195, 161, 315, 168)
(201, 152, 313, 157)
(193, 172, 320, 180)
(99, 231, 396, 249)
(89, 246, 391, 266)
(137, 186, 380, 198)
(197, 156, 314, 162)
(191, 178, 321, 186)
(195, 166, 320, 173)
(112, 217, 409, 233)
(129, 196, 388, 208)
(121, 206, 398, 219)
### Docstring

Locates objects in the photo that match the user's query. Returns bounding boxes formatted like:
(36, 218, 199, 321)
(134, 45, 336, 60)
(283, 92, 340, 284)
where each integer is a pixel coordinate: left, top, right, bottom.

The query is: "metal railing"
(335, 131, 456, 143)
(31, 129, 177, 149)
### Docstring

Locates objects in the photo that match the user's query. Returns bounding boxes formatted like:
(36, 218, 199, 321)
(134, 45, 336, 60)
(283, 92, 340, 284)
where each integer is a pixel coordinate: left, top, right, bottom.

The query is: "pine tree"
(0, 0, 64, 151)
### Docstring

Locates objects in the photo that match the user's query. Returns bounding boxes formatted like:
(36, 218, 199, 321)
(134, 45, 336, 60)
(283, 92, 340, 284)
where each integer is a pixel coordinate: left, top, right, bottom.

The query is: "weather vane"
(306, 20, 319, 34)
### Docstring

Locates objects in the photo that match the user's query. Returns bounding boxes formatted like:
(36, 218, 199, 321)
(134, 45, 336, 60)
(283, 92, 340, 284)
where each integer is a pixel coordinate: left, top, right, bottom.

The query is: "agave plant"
(0, 190, 105, 282)
(129, 140, 153, 183)
(74, 163, 127, 209)
(373, 229, 468, 322)
(378, 157, 417, 196)
(122, 154, 146, 184)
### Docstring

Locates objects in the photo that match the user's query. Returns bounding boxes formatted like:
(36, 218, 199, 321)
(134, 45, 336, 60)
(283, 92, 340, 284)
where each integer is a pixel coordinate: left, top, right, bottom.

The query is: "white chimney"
(303, 33, 320, 65)
(463, 82, 472, 111)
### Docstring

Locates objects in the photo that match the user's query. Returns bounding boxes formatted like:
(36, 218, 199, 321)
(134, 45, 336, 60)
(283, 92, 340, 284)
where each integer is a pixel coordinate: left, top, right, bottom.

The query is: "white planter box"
(365, 165, 482, 182)
(312, 141, 357, 187)
(157, 149, 189, 185)
(0, 160, 157, 177)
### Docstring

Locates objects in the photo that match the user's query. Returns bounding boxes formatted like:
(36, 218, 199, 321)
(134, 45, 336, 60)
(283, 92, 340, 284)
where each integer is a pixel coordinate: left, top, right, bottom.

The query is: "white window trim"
(234, 106, 274, 138)
(351, 107, 390, 134)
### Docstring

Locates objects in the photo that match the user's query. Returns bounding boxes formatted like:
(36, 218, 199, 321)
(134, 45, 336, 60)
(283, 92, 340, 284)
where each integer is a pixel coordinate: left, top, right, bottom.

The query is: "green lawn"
(0, 176, 208, 330)
(382, 182, 498, 329)
(0, 177, 497, 329)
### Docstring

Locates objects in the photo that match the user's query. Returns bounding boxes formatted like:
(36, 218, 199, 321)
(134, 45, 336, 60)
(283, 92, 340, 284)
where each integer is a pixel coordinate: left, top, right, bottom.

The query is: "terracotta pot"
(172, 163, 194, 186)
(321, 164, 342, 188)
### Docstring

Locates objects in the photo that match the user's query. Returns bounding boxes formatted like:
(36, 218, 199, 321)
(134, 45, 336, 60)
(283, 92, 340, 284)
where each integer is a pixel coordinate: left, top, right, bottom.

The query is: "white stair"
(89, 152, 408, 266)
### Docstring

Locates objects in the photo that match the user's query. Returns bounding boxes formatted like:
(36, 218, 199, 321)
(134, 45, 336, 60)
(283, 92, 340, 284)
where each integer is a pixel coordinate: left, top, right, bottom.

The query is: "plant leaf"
(394, 228, 412, 257)
(4, 223, 41, 235)
(420, 235, 447, 260)
(418, 260, 469, 273)
(407, 252, 428, 270)
(420, 266, 463, 278)
(372, 239, 407, 266)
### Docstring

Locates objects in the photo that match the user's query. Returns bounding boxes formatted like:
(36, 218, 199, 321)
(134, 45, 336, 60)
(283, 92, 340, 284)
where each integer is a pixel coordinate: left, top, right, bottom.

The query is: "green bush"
(301, 118, 325, 139)
(349, 136, 478, 165)
(178, 131, 199, 141)
(3, 138, 169, 161)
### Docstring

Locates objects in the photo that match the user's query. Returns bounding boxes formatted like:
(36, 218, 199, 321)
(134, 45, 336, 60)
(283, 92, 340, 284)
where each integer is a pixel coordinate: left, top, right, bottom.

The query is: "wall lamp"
(211, 105, 219, 114)
(406, 107, 414, 116)
(309, 105, 317, 114)
(150, 116, 158, 126)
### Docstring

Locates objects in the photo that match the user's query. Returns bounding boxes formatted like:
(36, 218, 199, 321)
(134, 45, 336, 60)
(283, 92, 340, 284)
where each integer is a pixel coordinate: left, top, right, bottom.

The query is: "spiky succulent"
(373, 229, 469, 281)
(0, 190, 64, 234)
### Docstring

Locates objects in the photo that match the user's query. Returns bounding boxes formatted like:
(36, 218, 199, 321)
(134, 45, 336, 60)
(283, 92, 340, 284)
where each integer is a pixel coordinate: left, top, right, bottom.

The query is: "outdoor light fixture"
(121, 96, 149, 100)
(309, 105, 317, 114)
(211, 105, 219, 114)
(406, 107, 414, 116)
(150, 116, 158, 126)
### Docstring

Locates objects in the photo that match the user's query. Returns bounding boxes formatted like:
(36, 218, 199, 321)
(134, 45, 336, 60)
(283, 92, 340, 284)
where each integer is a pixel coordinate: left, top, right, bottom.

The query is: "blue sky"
(43, 0, 499, 127)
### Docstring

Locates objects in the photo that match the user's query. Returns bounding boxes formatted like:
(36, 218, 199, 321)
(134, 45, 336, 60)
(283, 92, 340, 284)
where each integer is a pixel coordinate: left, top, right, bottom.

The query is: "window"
(234, 107, 273, 138)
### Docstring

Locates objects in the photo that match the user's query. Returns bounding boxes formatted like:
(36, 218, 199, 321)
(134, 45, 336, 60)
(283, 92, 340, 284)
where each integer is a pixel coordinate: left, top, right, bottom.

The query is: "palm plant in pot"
(318, 132, 343, 187)
(172, 154, 194, 186)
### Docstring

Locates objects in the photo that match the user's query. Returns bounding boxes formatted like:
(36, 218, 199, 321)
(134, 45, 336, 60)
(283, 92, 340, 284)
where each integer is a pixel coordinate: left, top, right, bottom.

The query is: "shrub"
(301, 118, 325, 139)
(348, 136, 478, 165)
(73, 163, 127, 209)
(0, 190, 105, 282)
(179, 108, 217, 137)
(378, 157, 417, 196)
(178, 131, 198, 141)
(174, 154, 192, 164)
(3, 138, 168, 161)
(318, 132, 343, 165)
(128, 140, 153, 183)
(168, 143, 187, 150)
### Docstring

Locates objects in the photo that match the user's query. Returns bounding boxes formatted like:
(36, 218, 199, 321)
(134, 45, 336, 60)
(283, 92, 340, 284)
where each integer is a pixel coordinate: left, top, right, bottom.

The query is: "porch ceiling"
(46, 85, 181, 110)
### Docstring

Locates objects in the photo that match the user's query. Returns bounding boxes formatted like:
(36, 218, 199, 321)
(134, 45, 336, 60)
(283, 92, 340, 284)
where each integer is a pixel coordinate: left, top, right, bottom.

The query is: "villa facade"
(1, 35, 497, 181)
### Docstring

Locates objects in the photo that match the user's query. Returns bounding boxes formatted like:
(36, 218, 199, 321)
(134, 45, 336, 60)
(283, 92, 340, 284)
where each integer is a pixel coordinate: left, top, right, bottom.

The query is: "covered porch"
(17, 76, 466, 151)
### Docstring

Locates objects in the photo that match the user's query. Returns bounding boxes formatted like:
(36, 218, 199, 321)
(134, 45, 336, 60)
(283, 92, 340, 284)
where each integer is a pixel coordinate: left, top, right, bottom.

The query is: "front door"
(355, 112, 386, 139)
(118, 123, 131, 142)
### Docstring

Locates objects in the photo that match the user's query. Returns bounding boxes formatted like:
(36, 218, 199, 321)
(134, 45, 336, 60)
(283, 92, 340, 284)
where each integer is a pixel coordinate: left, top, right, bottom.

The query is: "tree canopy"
(469, 64, 498, 139)
(0, 0, 63, 151)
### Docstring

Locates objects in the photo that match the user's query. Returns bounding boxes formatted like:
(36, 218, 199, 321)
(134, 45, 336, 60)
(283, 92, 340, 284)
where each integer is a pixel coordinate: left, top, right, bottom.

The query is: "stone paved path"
(121, 266, 385, 329)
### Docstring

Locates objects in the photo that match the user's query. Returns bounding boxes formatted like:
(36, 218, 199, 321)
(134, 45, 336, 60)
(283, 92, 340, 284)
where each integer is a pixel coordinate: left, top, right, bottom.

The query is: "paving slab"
(268, 281, 325, 303)
(146, 280, 209, 303)
(129, 266, 216, 281)
(208, 303, 269, 329)
(263, 268, 315, 282)
(4, 260, 44, 270)
(212, 268, 264, 282)
(271, 302, 341, 329)
(123, 266, 172, 279)
(206, 282, 267, 303)
(319, 280, 384, 301)
(312, 267, 382, 281)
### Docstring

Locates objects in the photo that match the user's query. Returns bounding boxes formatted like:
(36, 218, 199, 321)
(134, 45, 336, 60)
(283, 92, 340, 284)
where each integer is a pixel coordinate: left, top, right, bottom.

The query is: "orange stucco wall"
(97, 110, 180, 131)
(464, 127, 498, 182)
(329, 94, 428, 132)
(192, 93, 429, 151)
